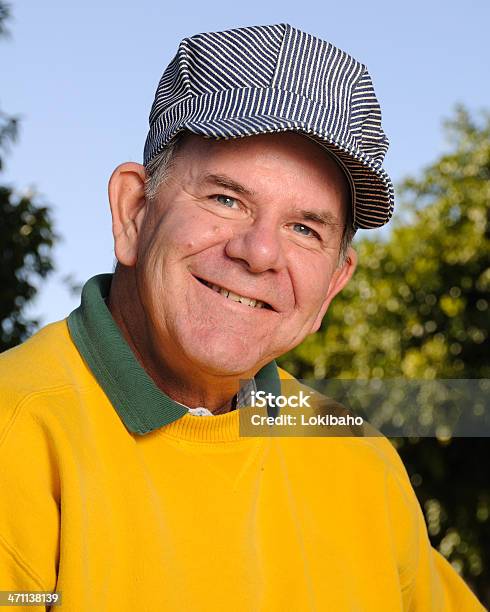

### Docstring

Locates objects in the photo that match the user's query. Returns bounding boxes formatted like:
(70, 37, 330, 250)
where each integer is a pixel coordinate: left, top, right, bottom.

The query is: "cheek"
(150, 209, 231, 260)
(292, 259, 335, 312)
(135, 211, 231, 314)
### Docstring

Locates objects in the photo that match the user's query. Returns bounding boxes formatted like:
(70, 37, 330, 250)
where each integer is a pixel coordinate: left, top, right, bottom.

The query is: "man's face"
(131, 132, 354, 376)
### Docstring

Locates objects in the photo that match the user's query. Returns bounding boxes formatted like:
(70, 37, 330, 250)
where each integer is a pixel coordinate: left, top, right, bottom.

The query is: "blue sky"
(2, 0, 490, 325)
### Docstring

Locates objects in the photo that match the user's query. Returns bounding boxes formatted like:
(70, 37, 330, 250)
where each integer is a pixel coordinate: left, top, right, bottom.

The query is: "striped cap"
(144, 24, 394, 229)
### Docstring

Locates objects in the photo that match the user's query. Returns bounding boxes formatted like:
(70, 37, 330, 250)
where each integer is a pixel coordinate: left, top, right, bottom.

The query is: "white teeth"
(201, 278, 267, 309)
(239, 296, 254, 307)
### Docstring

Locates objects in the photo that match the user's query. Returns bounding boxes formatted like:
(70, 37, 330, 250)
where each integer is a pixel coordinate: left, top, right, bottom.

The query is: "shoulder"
(0, 320, 92, 435)
(276, 366, 414, 491)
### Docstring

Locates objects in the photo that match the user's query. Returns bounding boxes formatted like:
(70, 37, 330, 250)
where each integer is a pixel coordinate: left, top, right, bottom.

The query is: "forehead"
(174, 132, 350, 207)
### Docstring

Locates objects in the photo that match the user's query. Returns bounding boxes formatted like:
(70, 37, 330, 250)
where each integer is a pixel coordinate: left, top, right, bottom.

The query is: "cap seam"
(270, 23, 290, 89)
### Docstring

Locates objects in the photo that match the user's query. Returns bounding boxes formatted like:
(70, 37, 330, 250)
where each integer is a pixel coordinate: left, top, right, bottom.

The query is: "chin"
(179, 330, 265, 377)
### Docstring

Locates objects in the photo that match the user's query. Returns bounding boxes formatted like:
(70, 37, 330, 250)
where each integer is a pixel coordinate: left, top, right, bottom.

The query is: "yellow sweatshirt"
(0, 275, 484, 611)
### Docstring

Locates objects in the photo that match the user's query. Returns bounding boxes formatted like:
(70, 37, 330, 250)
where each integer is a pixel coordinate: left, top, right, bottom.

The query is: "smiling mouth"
(195, 276, 273, 310)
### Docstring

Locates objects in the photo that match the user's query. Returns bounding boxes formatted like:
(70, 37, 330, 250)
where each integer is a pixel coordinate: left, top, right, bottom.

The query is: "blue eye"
(216, 195, 237, 208)
(293, 223, 315, 237)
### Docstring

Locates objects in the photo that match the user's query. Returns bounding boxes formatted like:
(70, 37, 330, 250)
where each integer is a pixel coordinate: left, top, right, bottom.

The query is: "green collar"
(67, 274, 280, 435)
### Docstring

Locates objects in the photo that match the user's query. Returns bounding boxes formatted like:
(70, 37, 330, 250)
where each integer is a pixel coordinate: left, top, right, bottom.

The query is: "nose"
(224, 218, 287, 273)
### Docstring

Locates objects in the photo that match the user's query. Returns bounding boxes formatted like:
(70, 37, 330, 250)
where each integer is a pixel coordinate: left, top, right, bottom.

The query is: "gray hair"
(144, 135, 184, 201)
(144, 132, 356, 264)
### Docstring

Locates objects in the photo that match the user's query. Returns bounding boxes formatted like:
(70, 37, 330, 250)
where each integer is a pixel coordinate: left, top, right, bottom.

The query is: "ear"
(310, 246, 358, 333)
(108, 162, 147, 267)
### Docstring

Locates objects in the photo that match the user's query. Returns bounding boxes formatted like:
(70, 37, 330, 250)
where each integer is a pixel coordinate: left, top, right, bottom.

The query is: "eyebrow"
(296, 209, 342, 227)
(202, 174, 256, 198)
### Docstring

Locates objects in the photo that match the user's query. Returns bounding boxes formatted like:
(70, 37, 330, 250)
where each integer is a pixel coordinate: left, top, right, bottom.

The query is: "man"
(0, 23, 484, 611)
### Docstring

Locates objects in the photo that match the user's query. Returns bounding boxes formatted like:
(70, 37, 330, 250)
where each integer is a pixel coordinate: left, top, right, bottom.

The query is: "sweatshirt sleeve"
(0, 534, 48, 611)
(383, 449, 486, 611)
(406, 504, 486, 611)
(0, 394, 60, 610)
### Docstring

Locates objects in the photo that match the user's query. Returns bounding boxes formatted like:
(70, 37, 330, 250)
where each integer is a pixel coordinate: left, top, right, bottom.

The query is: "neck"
(107, 266, 243, 413)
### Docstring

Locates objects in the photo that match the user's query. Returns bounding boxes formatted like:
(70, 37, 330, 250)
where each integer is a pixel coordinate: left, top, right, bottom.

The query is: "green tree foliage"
(0, 3, 56, 351)
(0, 1, 9, 37)
(279, 106, 490, 605)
